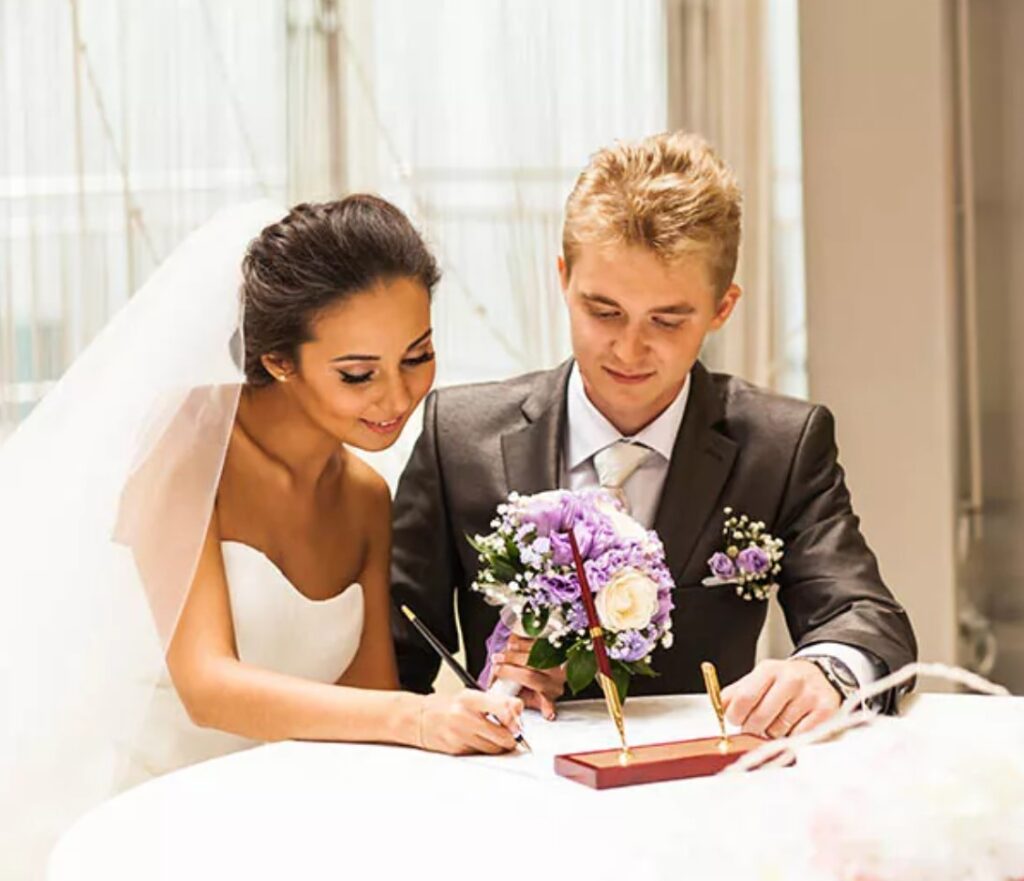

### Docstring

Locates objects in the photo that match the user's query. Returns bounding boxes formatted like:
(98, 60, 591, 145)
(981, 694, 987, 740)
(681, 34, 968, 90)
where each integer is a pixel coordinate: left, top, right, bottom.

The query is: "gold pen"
(701, 661, 729, 749)
(567, 530, 633, 765)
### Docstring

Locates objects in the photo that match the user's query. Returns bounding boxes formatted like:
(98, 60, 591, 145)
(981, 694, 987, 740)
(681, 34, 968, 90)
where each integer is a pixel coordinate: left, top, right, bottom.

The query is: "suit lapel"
(653, 363, 738, 581)
(500, 361, 572, 496)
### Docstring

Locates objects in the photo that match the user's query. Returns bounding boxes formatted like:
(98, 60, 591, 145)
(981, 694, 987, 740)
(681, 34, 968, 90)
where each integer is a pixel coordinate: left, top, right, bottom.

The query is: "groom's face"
(559, 242, 740, 436)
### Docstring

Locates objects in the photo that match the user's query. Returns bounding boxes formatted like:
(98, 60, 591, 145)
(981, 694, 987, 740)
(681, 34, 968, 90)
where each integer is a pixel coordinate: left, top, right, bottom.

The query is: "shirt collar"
(565, 362, 691, 470)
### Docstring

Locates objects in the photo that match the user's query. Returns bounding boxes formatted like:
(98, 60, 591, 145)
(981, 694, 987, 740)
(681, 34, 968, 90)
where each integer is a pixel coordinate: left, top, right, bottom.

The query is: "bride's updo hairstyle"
(241, 195, 441, 386)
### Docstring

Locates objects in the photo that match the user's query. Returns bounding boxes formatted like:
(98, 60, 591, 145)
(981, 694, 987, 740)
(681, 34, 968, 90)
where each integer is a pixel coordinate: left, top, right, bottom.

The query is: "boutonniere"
(701, 507, 783, 601)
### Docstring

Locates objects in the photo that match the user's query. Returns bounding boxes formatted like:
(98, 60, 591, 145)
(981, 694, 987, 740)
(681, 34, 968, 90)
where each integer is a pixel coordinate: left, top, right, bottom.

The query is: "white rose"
(595, 568, 660, 632)
(593, 496, 648, 542)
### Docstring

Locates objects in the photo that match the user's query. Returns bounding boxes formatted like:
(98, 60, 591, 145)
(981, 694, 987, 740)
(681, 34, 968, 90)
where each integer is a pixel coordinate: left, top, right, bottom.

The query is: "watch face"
(806, 656, 858, 694)
(829, 659, 859, 690)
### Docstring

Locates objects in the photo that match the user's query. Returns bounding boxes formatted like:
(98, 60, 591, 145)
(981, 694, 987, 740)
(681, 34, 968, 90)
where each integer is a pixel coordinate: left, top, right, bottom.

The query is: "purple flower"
(566, 604, 589, 632)
(587, 522, 623, 559)
(609, 630, 655, 663)
(737, 546, 770, 576)
(652, 589, 674, 626)
(534, 572, 580, 605)
(708, 551, 737, 580)
(557, 493, 588, 529)
(531, 536, 552, 556)
(518, 494, 568, 537)
(477, 617, 512, 687)
(546, 516, 621, 565)
(548, 532, 574, 566)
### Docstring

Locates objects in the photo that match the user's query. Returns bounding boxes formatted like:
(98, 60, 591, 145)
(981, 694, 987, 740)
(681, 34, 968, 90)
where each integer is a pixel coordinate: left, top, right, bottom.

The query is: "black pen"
(399, 604, 531, 752)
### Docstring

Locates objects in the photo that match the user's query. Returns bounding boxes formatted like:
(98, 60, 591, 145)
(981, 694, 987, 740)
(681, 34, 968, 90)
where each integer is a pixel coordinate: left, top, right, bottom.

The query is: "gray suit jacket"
(391, 360, 916, 706)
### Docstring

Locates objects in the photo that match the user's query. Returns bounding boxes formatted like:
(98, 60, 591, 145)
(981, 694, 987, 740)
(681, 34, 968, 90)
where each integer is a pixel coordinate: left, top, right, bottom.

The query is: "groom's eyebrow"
(581, 292, 696, 315)
(330, 328, 433, 363)
(581, 292, 622, 308)
(651, 302, 697, 316)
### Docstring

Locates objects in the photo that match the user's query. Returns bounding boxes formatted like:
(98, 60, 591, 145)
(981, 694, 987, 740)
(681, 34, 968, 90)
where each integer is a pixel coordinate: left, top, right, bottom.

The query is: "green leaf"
(527, 638, 567, 670)
(626, 658, 658, 678)
(503, 534, 524, 566)
(521, 605, 550, 638)
(466, 532, 521, 583)
(566, 648, 597, 695)
(491, 559, 518, 584)
(610, 660, 631, 704)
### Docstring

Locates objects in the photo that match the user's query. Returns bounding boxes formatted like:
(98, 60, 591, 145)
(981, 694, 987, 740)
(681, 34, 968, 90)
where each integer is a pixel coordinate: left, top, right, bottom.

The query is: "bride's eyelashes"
(337, 350, 435, 385)
(338, 371, 374, 385)
(403, 350, 436, 368)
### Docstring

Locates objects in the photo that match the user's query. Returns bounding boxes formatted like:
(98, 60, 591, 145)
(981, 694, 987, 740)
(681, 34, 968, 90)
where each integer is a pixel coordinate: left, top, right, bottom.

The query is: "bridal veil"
(0, 201, 284, 879)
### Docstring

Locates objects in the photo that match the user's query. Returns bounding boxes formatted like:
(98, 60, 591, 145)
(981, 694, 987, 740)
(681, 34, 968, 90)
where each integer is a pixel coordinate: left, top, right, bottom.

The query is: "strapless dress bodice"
(221, 541, 363, 680)
(120, 542, 363, 786)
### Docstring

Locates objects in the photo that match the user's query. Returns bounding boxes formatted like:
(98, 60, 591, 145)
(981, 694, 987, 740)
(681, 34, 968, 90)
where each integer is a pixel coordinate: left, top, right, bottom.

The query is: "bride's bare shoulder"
(342, 453, 391, 527)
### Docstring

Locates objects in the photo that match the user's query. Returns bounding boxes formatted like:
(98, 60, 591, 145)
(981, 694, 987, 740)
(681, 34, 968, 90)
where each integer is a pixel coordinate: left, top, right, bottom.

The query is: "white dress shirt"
(559, 363, 879, 691)
(562, 363, 690, 529)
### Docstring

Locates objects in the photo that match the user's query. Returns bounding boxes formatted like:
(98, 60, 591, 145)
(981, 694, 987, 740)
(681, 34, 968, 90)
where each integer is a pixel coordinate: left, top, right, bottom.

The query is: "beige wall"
(798, 1, 959, 670)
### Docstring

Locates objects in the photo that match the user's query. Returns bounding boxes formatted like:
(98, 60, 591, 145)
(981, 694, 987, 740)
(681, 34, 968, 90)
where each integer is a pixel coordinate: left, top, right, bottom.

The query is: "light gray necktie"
(592, 440, 652, 514)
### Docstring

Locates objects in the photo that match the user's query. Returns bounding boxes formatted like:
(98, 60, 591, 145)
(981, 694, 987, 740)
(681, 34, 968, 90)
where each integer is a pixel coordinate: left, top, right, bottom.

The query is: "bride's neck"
(235, 385, 343, 488)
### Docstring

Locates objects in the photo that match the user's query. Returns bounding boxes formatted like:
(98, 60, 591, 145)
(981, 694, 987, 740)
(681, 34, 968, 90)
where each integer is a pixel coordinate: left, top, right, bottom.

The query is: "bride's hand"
(418, 691, 524, 756)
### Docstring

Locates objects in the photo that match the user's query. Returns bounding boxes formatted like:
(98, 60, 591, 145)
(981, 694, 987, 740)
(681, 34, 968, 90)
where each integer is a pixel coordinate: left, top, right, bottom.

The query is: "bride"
(0, 196, 522, 879)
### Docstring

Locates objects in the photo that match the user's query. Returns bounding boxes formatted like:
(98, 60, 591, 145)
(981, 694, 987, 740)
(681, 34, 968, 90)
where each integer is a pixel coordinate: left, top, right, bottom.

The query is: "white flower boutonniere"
(701, 507, 783, 601)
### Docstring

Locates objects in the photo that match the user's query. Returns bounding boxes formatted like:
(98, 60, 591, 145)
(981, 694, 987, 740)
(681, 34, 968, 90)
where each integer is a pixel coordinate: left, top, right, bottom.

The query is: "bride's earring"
(261, 354, 291, 384)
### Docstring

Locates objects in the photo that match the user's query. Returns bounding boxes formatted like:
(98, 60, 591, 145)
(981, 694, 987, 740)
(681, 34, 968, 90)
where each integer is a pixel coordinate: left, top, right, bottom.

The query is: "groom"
(391, 131, 916, 737)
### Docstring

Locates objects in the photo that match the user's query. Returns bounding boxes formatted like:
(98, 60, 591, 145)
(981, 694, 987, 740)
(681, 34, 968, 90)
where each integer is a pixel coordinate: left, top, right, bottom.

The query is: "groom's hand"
(490, 635, 566, 721)
(720, 658, 840, 739)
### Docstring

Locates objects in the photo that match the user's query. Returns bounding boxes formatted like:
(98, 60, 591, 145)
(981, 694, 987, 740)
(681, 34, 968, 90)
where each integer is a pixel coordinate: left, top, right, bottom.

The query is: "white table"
(49, 694, 1024, 881)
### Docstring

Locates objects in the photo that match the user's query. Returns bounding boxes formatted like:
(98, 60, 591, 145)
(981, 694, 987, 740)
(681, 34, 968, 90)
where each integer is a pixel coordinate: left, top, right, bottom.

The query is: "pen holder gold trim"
(700, 661, 729, 746)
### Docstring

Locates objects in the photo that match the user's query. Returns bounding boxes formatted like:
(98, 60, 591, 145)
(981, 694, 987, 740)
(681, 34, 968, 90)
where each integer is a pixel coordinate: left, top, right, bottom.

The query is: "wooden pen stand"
(554, 733, 775, 790)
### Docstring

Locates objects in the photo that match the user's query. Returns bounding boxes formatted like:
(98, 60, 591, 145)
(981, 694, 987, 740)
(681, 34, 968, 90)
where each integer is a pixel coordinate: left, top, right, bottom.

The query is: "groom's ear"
(709, 284, 742, 331)
(557, 255, 570, 297)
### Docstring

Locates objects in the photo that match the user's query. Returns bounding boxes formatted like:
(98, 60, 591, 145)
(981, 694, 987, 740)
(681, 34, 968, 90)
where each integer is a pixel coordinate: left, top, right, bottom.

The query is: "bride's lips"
(603, 366, 655, 385)
(360, 414, 405, 435)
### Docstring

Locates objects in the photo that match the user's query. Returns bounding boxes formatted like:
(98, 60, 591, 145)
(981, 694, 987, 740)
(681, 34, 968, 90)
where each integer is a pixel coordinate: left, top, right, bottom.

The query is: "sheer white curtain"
(0, 0, 291, 435)
(665, 0, 807, 397)
(335, 0, 668, 383)
(1, 0, 802, 451)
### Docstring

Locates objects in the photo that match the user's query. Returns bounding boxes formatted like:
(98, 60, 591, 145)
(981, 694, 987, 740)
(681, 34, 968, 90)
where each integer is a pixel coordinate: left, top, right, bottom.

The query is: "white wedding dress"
(0, 201, 345, 880)
(119, 542, 365, 787)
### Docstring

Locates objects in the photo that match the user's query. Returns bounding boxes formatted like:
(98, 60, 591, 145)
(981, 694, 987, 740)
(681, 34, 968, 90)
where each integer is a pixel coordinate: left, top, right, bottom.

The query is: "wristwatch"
(800, 654, 860, 703)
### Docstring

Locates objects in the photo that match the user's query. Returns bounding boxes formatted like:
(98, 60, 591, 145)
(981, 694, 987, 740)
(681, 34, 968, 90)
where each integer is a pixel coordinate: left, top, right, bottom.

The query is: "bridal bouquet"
(470, 489, 676, 701)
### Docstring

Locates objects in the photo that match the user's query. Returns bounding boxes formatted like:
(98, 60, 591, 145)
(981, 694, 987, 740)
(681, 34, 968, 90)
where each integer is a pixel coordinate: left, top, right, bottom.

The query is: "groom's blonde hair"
(562, 131, 742, 297)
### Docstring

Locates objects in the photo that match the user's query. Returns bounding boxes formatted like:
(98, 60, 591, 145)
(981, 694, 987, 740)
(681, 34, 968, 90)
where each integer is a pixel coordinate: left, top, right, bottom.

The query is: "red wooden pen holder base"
(554, 733, 775, 789)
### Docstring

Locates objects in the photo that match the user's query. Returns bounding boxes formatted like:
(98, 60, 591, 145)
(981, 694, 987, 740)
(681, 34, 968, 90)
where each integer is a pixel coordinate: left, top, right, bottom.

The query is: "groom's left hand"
(720, 658, 840, 739)
(489, 635, 566, 721)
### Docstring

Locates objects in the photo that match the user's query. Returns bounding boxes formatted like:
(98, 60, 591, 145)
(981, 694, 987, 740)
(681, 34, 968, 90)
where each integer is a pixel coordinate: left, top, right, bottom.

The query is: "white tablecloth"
(49, 693, 1024, 881)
